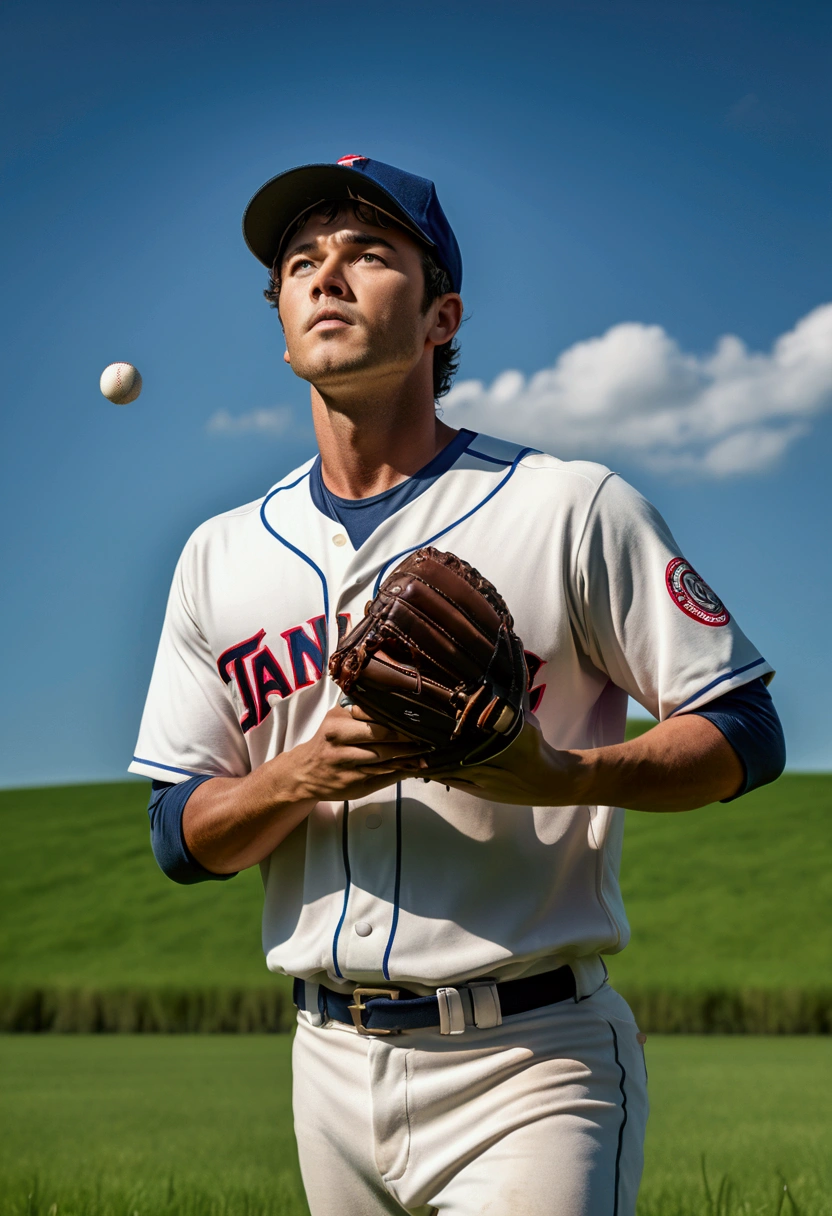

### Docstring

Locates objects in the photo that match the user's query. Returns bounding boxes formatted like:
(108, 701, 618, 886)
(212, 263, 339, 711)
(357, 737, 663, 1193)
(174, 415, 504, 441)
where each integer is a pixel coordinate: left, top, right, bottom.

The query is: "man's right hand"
(182, 705, 426, 874)
(282, 704, 429, 803)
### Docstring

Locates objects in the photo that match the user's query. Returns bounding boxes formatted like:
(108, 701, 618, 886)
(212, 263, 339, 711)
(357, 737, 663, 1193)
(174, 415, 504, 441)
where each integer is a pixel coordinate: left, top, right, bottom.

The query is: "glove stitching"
(367, 654, 468, 702)
(384, 571, 511, 637)
(379, 615, 488, 679)
(408, 548, 509, 615)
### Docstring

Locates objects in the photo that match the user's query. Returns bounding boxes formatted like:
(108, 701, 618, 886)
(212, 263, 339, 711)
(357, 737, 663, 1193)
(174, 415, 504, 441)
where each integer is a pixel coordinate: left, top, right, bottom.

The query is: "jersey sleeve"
(128, 538, 250, 784)
(691, 678, 786, 799)
(571, 473, 774, 721)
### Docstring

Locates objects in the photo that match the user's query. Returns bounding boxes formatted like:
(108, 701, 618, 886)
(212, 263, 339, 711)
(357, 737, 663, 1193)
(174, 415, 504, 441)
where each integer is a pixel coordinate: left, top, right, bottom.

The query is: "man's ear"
(426, 294, 464, 350)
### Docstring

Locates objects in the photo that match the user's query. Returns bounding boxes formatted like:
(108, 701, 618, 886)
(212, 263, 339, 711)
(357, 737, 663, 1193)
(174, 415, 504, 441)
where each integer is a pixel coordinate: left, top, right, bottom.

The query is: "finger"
(356, 742, 432, 763)
(356, 764, 413, 777)
(335, 743, 430, 769)
(345, 704, 420, 743)
(359, 758, 433, 776)
(334, 700, 381, 726)
(328, 707, 401, 737)
(413, 763, 463, 779)
(362, 770, 443, 791)
(337, 719, 420, 746)
(349, 710, 416, 742)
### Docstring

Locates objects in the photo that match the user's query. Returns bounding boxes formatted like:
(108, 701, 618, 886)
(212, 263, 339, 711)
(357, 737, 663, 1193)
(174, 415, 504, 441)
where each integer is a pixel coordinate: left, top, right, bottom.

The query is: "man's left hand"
(417, 716, 582, 805)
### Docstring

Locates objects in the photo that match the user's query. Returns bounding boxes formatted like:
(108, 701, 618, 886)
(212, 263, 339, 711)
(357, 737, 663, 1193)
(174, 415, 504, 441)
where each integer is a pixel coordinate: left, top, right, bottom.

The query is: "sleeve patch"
(665, 558, 730, 627)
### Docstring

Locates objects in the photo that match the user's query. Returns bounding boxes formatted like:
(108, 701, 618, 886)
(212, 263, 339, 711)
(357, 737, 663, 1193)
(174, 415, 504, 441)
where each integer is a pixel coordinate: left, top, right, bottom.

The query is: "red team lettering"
(218, 615, 352, 731)
(218, 618, 547, 733)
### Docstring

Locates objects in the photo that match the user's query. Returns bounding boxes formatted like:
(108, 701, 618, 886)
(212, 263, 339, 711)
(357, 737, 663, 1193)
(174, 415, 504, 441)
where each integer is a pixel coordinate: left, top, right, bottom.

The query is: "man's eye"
(361, 253, 381, 264)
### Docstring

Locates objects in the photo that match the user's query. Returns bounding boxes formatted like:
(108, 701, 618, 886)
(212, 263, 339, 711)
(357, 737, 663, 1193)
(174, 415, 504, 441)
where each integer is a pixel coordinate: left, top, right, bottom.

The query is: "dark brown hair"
(264, 200, 460, 400)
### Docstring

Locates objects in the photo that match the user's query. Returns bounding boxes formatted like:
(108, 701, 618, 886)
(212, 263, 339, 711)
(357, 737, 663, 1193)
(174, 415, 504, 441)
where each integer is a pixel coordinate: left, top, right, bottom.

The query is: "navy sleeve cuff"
(691, 677, 786, 802)
(148, 777, 238, 885)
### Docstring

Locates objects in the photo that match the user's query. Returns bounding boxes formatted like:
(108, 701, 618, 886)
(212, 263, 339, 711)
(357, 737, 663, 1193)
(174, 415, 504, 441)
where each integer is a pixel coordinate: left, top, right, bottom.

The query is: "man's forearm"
(568, 714, 744, 812)
(434, 712, 745, 810)
(182, 706, 430, 874)
(183, 756, 317, 875)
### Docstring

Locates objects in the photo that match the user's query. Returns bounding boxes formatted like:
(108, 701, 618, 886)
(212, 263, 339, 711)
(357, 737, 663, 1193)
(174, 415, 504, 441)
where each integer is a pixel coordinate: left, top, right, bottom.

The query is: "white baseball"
(100, 362, 142, 404)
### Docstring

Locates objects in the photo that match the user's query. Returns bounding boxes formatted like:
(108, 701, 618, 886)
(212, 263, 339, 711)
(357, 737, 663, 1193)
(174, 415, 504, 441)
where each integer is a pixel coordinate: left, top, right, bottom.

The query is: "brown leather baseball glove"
(328, 546, 529, 769)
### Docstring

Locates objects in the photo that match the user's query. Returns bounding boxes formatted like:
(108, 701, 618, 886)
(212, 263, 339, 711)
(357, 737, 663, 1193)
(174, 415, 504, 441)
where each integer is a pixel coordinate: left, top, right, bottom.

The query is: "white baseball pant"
(292, 982, 648, 1215)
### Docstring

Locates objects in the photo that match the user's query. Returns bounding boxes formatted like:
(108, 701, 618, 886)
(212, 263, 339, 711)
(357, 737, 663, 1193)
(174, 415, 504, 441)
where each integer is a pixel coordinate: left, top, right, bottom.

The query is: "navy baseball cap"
(242, 154, 463, 293)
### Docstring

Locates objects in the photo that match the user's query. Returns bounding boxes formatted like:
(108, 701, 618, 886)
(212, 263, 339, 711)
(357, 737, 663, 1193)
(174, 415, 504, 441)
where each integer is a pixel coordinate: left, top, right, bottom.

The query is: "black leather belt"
(293, 965, 576, 1035)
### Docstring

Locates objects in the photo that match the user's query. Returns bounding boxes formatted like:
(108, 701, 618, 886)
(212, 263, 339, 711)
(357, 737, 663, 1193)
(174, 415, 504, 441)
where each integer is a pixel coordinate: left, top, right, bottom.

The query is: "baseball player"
(131, 156, 785, 1215)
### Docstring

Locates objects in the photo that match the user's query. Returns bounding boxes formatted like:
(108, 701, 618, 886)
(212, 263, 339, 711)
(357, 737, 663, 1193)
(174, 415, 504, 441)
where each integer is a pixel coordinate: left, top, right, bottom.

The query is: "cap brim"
(242, 163, 435, 269)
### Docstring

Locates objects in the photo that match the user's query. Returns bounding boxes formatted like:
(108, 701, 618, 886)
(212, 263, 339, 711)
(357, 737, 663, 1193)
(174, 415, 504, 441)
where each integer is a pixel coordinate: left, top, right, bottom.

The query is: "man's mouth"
(308, 309, 354, 332)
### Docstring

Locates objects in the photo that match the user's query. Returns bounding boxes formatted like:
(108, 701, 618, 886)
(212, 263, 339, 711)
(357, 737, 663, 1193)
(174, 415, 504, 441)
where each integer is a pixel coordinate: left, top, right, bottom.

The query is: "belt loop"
(436, 987, 466, 1035)
(467, 979, 502, 1028)
(569, 956, 607, 1002)
(305, 981, 325, 1027)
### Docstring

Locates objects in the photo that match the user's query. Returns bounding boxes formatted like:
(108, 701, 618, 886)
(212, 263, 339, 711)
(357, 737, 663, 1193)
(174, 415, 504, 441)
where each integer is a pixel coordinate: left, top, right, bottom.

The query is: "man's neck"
(311, 381, 458, 501)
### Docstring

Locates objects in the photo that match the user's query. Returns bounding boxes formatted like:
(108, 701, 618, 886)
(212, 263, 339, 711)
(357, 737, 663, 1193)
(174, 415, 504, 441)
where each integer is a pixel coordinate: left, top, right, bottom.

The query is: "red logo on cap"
(337, 154, 368, 167)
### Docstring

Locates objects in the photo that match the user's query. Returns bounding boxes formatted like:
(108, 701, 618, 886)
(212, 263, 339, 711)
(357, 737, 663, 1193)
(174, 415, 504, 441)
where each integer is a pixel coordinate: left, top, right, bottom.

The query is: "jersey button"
(354, 921, 373, 937)
(365, 813, 382, 829)
(332, 533, 347, 547)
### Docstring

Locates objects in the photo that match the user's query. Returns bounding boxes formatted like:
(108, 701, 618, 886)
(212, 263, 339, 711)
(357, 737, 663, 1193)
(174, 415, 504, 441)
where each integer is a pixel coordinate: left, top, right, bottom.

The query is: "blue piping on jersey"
(132, 756, 207, 778)
(260, 471, 331, 661)
(670, 657, 767, 715)
(331, 801, 351, 979)
(382, 783, 403, 981)
(464, 447, 514, 466)
(372, 445, 537, 594)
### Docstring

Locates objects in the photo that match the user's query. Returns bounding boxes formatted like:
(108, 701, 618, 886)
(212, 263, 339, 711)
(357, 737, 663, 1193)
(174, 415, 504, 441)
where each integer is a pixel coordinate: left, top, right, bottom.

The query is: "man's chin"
(289, 349, 383, 389)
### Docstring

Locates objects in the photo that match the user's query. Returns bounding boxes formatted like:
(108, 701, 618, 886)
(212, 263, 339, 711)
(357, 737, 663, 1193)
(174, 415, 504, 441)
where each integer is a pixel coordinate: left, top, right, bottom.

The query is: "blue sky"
(1, 0, 830, 785)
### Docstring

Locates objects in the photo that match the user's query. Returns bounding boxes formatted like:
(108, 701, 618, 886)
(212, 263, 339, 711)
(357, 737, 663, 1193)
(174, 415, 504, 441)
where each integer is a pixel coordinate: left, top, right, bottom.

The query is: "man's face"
(277, 209, 434, 392)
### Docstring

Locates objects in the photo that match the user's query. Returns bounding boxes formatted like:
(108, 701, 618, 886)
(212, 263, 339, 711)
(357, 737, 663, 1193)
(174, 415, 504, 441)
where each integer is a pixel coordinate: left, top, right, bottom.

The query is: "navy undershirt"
(147, 775, 234, 885)
(310, 428, 477, 550)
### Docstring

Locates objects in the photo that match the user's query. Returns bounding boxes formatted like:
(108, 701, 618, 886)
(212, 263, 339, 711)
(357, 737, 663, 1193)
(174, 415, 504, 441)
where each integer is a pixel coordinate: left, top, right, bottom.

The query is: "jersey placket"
(328, 539, 403, 981)
(331, 784, 403, 980)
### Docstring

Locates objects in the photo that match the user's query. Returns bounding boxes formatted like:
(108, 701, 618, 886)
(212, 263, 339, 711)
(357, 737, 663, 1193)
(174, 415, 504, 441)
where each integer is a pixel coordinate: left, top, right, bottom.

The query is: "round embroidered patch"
(665, 558, 730, 627)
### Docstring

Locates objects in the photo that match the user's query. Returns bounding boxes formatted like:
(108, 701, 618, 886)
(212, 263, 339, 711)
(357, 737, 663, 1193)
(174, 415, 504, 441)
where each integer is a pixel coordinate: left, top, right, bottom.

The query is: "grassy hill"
(612, 770, 832, 990)
(1, 781, 267, 989)
(1, 762, 830, 996)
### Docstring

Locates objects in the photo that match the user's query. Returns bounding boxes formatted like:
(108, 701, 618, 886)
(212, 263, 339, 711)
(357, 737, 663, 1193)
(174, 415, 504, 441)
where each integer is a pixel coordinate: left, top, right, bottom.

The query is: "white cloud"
(206, 406, 296, 436)
(442, 304, 832, 477)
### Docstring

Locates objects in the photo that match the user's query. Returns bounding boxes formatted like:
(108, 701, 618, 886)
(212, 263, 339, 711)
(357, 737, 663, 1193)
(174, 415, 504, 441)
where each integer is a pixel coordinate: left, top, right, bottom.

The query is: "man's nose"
(313, 280, 344, 298)
(311, 260, 348, 298)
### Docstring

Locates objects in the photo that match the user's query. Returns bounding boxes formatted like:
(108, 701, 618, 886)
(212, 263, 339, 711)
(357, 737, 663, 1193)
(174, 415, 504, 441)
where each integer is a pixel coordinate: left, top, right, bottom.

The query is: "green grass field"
(1, 769, 830, 993)
(1, 1035, 829, 1215)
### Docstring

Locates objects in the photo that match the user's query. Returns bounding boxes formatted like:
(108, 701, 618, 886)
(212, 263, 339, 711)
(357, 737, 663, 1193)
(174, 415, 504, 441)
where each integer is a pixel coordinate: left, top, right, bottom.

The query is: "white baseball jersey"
(130, 432, 772, 995)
